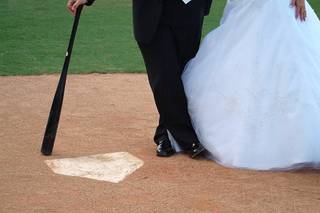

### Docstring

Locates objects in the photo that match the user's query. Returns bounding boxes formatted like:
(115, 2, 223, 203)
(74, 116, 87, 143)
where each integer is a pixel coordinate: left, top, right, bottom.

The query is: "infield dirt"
(0, 74, 319, 212)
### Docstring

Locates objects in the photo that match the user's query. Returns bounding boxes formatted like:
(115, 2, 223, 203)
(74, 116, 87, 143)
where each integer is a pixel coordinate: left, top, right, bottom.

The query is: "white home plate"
(45, 152, 144, 183)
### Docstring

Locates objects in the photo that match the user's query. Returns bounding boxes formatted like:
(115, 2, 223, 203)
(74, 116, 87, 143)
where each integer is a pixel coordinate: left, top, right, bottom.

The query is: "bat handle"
(66, 5, 84, 58)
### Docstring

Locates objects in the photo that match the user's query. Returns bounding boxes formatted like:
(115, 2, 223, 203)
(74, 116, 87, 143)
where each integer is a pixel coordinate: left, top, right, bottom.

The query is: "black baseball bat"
(41, 6, 83, 156)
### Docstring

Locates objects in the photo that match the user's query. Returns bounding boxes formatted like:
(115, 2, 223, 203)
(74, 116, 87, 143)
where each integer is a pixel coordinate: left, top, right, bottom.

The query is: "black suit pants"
(138, 21, 203, 150)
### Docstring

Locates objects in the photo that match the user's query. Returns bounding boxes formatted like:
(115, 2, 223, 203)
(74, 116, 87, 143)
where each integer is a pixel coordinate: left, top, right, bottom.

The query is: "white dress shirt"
(182, 0, 192, 4)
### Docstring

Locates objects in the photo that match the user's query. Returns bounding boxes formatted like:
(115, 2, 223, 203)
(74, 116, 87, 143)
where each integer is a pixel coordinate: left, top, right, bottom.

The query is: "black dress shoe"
(156, 139, 176, 157)
(189, 143, 205, 158)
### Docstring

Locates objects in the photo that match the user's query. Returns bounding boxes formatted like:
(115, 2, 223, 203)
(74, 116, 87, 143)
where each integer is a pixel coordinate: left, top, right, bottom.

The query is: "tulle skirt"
(181, 0, 320, 170)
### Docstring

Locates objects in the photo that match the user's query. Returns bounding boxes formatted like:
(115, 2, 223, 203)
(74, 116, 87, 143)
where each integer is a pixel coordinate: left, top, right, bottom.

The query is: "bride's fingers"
(296, 4, 306, 21)
(295, 6, 306, 21)
(291, 0, 296, 7)
(295, 6, 300, 19)
(297, 0, 307, 21)
(299, 9, 303, 21)
(300, 7, 307, 21)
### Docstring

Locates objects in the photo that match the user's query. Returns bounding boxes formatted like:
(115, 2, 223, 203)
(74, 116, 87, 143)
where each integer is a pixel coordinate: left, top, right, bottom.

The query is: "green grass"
(0, 0, 319, 76)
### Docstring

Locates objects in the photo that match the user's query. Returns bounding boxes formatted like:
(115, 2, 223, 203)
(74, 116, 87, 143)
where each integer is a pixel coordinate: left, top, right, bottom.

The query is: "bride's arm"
(291, 0, 307, 21)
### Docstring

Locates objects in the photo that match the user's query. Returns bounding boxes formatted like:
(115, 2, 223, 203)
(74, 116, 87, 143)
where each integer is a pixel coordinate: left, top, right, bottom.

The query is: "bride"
(180, 0, 320, 170)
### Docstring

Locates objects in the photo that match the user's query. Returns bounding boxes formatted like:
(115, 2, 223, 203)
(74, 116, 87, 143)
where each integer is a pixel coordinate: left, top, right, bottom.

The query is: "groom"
(67, 0, 212, 158)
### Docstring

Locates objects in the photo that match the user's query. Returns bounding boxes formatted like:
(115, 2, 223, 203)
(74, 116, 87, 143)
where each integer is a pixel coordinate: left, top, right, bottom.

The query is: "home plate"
(45, 152, 144, 183)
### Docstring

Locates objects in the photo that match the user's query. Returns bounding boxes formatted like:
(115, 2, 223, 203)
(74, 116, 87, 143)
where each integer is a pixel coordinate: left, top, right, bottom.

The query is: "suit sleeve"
(204, 0, 213, 16)
(85, 0, 95, 6)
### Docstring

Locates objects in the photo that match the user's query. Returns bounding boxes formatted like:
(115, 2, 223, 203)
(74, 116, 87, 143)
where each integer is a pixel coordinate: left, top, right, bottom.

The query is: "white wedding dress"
(181, 0, 320, 170)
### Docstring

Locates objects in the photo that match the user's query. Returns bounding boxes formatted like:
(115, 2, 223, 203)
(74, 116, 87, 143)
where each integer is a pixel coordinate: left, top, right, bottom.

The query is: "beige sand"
(0, 73, 319, 213)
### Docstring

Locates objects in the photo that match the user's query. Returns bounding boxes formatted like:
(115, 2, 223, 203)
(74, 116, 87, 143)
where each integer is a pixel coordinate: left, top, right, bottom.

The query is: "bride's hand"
(291, 0, 307, 21)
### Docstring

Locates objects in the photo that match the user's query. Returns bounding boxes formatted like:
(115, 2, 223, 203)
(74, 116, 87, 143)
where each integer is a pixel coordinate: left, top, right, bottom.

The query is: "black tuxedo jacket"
(86, 0, 213, 43)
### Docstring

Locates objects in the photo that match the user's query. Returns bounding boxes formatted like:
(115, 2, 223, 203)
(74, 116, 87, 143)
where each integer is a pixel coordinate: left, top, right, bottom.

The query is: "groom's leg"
(172, 24, 203, 74)
(153, 116, 167, 145)
(138, 25, 199, 151)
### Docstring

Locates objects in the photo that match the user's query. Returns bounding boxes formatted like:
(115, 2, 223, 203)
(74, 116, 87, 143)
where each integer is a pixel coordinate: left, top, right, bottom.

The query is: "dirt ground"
(0, 73, 319, 213)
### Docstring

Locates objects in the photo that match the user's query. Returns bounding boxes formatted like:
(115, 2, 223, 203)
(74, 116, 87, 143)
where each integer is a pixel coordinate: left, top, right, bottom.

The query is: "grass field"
(0, 0, 319, 76)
